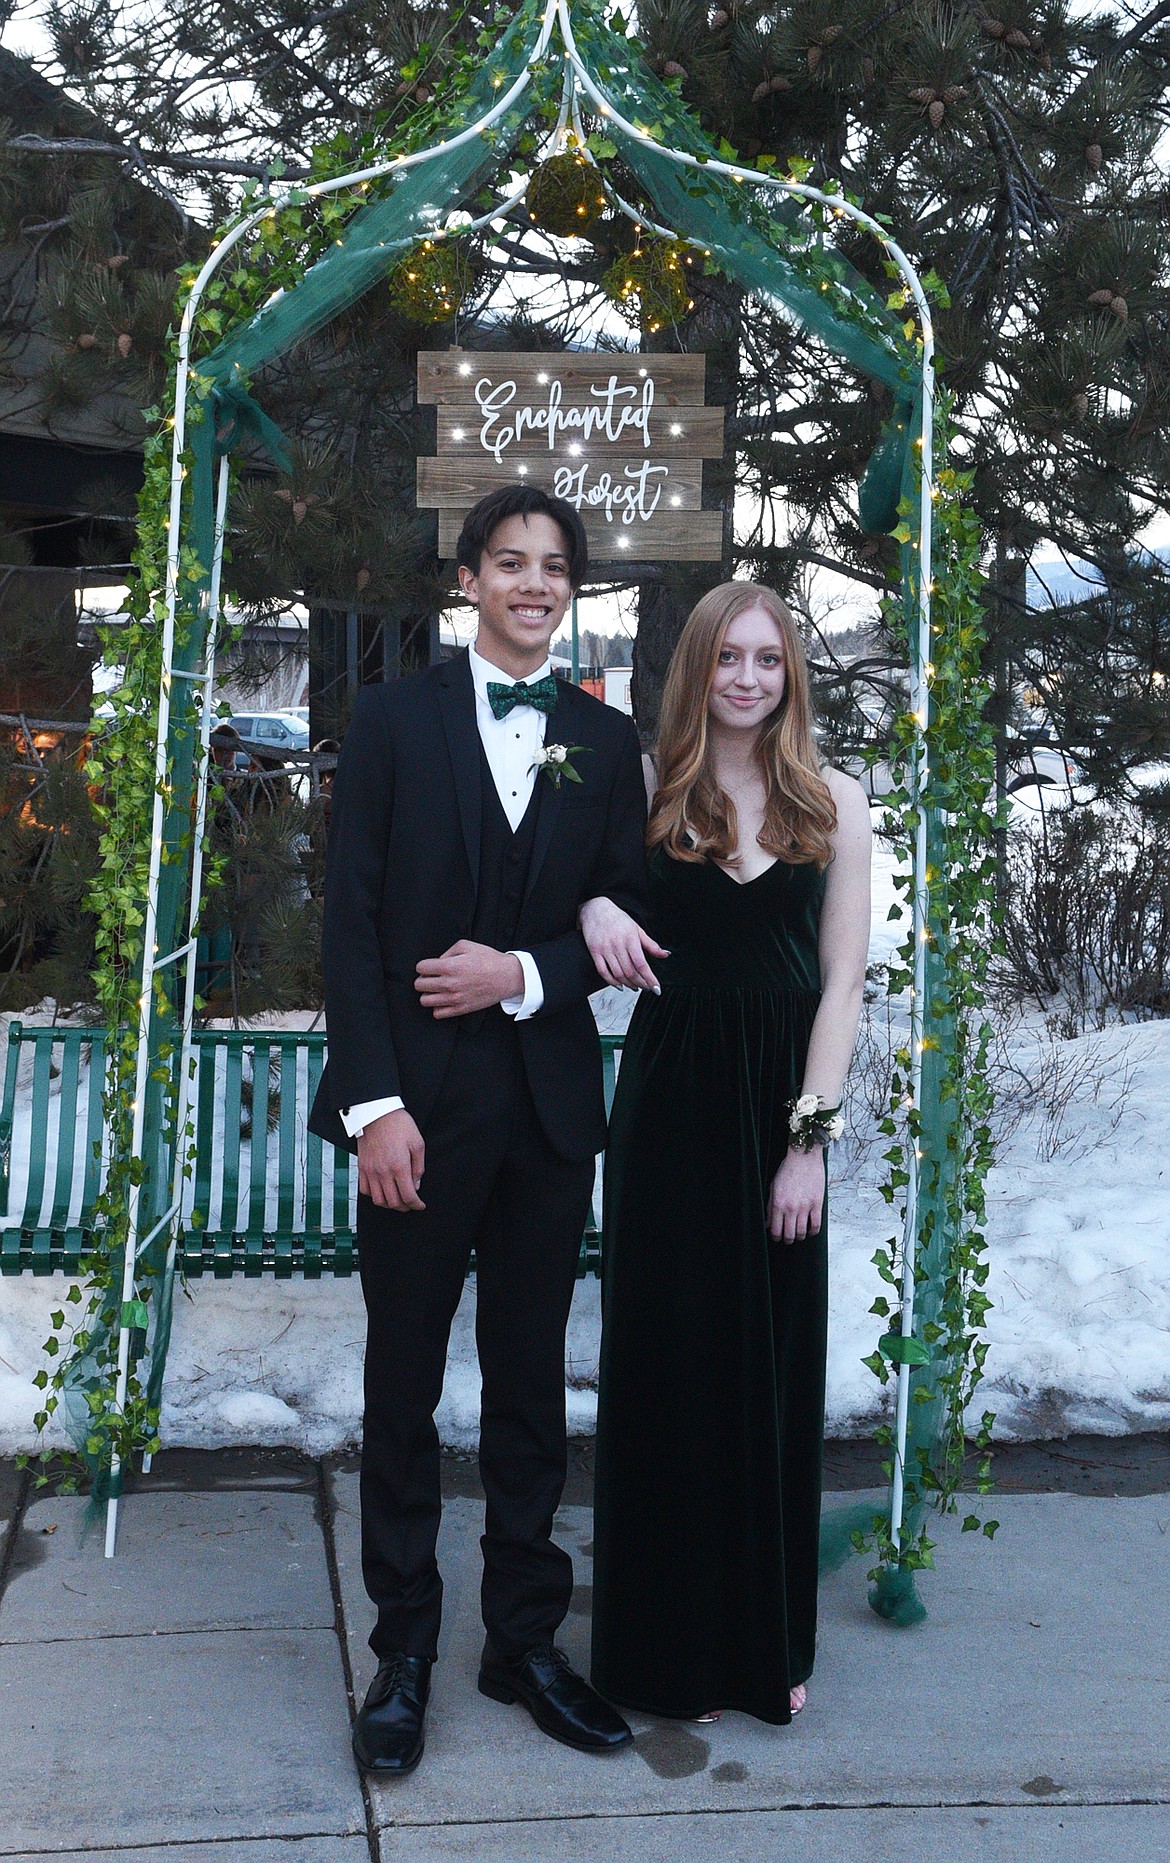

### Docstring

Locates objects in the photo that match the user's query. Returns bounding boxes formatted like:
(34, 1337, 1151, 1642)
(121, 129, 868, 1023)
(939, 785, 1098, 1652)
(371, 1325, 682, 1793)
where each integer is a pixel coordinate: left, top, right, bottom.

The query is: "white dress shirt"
(341, 645, 551, 1138)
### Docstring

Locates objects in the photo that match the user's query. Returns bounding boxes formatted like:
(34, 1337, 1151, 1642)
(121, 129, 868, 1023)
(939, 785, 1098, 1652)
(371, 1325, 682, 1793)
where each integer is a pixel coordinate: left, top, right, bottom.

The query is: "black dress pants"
(357, 1016, 595, 1664)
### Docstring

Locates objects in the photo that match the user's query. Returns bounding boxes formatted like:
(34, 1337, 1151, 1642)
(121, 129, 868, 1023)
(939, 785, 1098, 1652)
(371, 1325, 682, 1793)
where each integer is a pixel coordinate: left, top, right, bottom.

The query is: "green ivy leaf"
(877, 1332, 932, 1367)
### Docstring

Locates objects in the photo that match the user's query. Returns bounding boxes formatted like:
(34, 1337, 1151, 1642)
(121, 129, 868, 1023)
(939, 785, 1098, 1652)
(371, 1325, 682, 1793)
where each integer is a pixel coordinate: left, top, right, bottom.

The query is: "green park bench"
(0, 1021, 621, 1280)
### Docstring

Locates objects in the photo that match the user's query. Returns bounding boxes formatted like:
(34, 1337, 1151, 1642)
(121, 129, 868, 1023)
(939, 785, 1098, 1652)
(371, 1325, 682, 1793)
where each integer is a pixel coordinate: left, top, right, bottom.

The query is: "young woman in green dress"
(580, 581, 871, 1727)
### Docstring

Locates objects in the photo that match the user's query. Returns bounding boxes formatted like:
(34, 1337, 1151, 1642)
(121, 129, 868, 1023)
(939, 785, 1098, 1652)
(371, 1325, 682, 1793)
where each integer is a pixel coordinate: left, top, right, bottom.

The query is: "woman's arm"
(800, 768, 872, 1105)
(576, 748, 669, 992)
(768, 769, 871, 1244)
(578, 896, 668, 992)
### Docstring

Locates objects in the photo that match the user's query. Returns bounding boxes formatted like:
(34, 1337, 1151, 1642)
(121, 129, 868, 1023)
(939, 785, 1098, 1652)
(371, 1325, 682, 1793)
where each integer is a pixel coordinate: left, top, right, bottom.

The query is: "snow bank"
(0, 1260, 605, 1456)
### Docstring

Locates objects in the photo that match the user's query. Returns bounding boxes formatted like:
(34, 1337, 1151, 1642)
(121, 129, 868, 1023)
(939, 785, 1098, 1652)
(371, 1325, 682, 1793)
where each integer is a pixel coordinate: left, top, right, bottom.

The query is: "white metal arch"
(109, 0, 936, 1559)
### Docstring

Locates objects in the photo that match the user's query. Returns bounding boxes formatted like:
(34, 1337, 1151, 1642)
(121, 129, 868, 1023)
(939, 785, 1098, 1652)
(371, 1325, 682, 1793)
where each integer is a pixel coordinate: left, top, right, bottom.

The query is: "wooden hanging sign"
(417, 349, 725, 564)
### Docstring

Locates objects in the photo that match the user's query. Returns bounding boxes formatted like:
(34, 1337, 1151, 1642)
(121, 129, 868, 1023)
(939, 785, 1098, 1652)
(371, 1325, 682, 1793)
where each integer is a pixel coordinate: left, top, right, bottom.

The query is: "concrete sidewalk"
(0, 1443, 1167, 1861)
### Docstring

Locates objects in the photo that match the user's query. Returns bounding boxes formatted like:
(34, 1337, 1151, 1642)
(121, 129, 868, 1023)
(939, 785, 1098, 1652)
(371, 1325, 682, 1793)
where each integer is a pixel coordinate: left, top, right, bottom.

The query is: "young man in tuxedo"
(309, 485, 650, 1774)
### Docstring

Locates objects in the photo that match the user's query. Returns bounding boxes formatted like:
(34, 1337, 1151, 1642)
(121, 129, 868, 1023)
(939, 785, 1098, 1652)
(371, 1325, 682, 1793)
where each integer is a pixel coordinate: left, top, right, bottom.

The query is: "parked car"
(227, 711, 310, 761)
(1005, 745, 1091, 824)
(1005, 745, 1084, 794)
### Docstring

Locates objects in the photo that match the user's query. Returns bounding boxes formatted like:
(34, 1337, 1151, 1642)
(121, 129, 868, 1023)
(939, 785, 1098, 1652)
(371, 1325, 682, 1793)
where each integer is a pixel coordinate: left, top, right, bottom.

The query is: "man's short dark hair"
(455, 485, 588, 590)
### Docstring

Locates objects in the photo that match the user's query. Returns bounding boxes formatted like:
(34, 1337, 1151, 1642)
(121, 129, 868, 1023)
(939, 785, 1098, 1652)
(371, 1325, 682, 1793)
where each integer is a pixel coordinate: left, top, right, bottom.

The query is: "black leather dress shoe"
(478, 1641, 633, 1752)
(352, 1654, 431, 1775)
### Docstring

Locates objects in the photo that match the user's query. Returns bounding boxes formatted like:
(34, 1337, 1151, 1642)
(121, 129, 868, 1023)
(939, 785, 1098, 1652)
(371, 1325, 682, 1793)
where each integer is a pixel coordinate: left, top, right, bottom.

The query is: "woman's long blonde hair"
(647, 582, 837, 870)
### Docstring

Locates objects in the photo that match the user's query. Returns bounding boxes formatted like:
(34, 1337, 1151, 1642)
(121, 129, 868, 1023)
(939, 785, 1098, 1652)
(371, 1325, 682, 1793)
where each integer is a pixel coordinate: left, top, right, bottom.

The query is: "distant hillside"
(1027, 550, 1170, 608)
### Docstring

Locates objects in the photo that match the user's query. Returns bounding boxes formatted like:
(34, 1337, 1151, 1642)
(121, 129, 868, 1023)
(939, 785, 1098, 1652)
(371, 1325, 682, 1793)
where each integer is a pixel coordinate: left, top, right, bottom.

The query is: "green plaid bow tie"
(486, 674, 559, 720)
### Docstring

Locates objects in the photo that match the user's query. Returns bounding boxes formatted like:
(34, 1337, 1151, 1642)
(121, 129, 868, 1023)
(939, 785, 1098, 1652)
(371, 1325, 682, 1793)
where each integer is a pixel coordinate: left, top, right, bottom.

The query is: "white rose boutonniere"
(530, 742, 590, 788)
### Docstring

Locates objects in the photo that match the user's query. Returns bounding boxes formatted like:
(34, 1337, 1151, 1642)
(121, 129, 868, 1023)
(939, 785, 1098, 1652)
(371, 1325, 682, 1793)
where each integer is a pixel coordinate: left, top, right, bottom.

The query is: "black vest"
(470, 739, 541, 955)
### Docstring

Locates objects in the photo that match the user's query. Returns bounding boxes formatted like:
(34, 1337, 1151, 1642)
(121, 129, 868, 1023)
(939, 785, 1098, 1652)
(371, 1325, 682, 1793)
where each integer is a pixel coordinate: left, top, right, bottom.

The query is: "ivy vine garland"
(525, 148, 608, 236)
(601, 234, 697, 332)
(387, 237, 478, 323)
(861, 397, 1000, 1583)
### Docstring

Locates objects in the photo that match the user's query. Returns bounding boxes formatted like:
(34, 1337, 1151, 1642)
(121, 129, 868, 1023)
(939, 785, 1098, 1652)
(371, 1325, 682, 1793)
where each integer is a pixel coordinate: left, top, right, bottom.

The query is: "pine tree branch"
(4, 133, 310, 182)
(1115, 1, 1170, 53)
(0, 715, 93, 733)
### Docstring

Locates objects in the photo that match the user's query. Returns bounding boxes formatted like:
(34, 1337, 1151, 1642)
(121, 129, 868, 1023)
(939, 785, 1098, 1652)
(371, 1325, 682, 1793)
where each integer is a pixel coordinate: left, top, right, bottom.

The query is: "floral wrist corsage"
(787, 1093, 845, 1151)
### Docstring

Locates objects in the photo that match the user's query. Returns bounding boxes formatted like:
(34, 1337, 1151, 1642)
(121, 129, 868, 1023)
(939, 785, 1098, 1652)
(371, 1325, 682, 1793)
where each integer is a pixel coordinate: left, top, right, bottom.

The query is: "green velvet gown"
(591, 847, 828, 1726)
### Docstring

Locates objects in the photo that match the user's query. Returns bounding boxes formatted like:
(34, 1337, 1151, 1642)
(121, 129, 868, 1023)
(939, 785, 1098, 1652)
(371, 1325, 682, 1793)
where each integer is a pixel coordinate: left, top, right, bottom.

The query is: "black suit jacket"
(307, 650, 648, 1164)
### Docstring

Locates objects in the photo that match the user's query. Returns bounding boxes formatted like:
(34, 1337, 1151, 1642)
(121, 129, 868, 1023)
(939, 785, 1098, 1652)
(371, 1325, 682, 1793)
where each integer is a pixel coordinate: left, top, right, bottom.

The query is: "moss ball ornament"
(525, 150, 608, 238)
(387, 238, 476, 322)
(600, 237, 696, 333)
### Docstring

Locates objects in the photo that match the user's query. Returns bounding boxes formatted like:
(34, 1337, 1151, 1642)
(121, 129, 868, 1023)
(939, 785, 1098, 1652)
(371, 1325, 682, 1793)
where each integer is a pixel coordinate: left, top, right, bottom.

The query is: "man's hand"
(768, 1145, 825, 1244)
(414, 941, 525, 1018)
(358, 1108, 426, 1211)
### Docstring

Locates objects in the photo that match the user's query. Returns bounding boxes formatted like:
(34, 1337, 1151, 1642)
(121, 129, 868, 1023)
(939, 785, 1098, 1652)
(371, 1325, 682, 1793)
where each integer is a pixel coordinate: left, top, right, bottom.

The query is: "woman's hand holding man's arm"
(578, 895, 668, 993)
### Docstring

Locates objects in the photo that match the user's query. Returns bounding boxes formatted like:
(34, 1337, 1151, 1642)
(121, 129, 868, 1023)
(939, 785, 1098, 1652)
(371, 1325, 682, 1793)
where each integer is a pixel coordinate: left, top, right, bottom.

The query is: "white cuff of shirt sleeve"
(340, 1095, 405, 1139)
(500, 950, 544, 1021)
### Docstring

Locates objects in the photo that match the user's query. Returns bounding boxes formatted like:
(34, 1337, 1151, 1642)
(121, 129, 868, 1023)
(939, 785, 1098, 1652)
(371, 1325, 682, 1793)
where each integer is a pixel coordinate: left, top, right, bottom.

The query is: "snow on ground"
(2, 813, 1168, 1454)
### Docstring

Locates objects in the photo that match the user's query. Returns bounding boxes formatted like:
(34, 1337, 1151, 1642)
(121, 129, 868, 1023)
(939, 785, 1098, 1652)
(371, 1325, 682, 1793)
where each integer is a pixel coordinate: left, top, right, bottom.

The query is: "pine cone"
(1006, 28, 1031, 49)
(75, 333, 97, 349)
(710, 9, 729, 27)
(1086, 143, 1103, 171)
(105, 254, 129, 270)
(807, 44, 822, 72)
(414, 84, 432, 103)
(1087, 288, 1115, 306)
(942, 85, 968, 104)
(908, 86, 935, 103)
(116, 332, 133, 358)
(663, 60, 687, 78)
(1071, 392, 1089, 420)
(292, 500, 308, 524)
(356, 568, 371, 592)
(1111, 295, 1128, 320)
(822, 25, 841, 43)
(929, 99, 946, 128)
(982, 18, 1006, 37)
(752, 80, 770, 103)
(771, 74, 792, 91)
